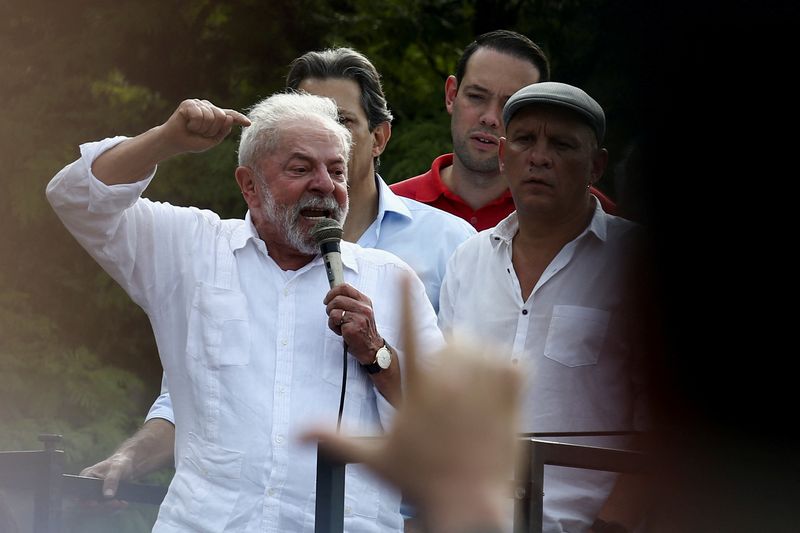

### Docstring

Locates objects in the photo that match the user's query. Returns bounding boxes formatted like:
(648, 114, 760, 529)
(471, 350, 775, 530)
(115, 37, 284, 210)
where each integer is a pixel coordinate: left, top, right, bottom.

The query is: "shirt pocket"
(304, 463, 382, 528)
(544, 305, 610, 367)
(186, 283, 251, 367)
(163, 431, 243, 531)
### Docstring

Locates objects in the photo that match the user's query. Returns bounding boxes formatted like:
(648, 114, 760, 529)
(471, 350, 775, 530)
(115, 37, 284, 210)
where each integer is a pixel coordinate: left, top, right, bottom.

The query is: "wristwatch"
(361, 342, 392, 374)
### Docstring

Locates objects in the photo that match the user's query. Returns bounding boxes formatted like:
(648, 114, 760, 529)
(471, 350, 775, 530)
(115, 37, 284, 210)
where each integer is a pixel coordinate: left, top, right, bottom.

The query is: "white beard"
(258, 184, 348, 255)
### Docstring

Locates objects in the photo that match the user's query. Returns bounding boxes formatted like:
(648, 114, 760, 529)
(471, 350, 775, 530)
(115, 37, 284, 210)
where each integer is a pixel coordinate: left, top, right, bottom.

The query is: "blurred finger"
(498, 364, 523, 410)
(399, 274, 420, 389)
(299, 430, 381, 470)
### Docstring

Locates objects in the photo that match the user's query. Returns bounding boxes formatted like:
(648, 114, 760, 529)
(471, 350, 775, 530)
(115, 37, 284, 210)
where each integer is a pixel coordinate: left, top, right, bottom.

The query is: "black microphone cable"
(337, 341, 347, 432)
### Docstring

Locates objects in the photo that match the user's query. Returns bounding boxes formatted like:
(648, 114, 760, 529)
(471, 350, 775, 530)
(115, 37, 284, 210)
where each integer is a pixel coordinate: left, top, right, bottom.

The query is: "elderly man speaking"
(46, 93, 442, 532)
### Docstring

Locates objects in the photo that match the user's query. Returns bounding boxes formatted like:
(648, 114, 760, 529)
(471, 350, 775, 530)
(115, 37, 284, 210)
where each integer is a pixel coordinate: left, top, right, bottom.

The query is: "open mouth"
(471, 132, 499, 146)
(299, 208, 332, 220)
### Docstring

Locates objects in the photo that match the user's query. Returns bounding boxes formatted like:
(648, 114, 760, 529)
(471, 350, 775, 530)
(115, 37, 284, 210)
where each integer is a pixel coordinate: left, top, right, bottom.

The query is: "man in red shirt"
(391, 30, 616, 231)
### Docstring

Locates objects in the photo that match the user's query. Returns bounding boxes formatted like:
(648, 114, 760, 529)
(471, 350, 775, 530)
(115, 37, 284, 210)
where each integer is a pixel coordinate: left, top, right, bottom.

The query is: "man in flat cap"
(438, 82, 651, 532)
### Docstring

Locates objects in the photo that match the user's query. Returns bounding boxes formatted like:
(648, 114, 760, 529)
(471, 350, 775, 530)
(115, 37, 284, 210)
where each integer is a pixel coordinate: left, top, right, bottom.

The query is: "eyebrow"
(287, 151, 313, 162)
(462, 83, 491, 95)
(462, 82, 516, 101)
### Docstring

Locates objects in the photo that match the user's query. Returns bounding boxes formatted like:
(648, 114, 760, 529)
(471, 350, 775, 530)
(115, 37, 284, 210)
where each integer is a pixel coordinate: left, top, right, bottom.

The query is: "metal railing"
(314, 433, 649, 533)
(1, 433, 648, 532)
(0, 435, 168, 533)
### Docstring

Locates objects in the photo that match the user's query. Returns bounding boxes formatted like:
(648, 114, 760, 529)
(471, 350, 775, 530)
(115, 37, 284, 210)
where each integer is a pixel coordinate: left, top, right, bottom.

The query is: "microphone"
(311, 217, 348, 432)
(311, 217, 344, 288)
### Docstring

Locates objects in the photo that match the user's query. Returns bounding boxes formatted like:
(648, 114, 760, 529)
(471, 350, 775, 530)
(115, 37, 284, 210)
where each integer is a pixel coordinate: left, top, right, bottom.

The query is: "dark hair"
(454, 30, 550, 88)
(286, 47, 393, 131)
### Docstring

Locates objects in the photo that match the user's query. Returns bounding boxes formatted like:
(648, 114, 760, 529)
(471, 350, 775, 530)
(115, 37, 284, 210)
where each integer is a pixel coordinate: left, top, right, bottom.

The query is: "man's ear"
(445, 75, 459, 115)
(590, 148, 609, 186)
(235, 165, 260, 208)
(371, 122, 392, 158)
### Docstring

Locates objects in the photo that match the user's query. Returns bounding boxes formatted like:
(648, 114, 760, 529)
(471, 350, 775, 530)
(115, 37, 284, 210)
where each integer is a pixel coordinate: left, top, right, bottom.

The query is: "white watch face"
(376, 346, 391, 369)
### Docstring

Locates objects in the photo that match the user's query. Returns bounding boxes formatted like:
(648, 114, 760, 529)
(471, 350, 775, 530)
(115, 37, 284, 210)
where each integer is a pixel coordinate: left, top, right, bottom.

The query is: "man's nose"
(307, 166, 336, 193)
(480, 102, 502, 129)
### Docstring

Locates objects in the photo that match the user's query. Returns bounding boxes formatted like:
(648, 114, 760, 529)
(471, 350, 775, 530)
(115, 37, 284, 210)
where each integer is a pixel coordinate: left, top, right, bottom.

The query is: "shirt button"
(283, 288, 289, 296)
(278, 386, 285, 394)
(344, 506, 352, 515)
(522, 309, 528, 315)
(470, 216, 478, 225)
(281, 339, 288, 346)
(268, 488, 276, 497)
(275, 435, 284, 444)
(511, 358, 519, 365)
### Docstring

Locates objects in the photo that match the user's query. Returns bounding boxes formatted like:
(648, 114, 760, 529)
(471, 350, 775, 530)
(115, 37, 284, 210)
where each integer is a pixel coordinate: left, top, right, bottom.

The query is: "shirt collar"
(488, 196, 609, 249)
(413, 153, 454, 202)
(233, 210, 358, 273)
(585, 195, 609, 242)
(376, 174, 412, 221)
(338, 241, 359, 273)
(489, 211, 519, 248)
(232, 211, 261, 251)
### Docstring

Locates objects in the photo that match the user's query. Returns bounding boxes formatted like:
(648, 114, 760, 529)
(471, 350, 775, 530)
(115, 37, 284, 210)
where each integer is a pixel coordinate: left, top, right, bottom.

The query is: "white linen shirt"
(439, 204, 649, 533)
(146, 175, 475, 424)
(46, 137, 444, 533)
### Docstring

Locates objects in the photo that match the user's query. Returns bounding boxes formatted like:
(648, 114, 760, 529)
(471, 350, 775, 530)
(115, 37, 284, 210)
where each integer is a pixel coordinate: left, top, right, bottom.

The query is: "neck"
(265, 241, 315, 271)
(443, 159, 508, 210)
(342, 171, 379, 243)
(511, 201, 593, 301)
(517, 198, 595, 250)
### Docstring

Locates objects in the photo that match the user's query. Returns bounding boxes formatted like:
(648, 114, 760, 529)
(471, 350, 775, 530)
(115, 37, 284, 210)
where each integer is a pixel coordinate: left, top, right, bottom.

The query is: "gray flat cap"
(503, 81, 606, 143)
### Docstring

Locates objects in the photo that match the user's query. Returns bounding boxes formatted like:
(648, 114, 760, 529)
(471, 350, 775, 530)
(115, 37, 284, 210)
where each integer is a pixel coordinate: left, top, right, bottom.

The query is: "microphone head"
(311, 217, 343, 245)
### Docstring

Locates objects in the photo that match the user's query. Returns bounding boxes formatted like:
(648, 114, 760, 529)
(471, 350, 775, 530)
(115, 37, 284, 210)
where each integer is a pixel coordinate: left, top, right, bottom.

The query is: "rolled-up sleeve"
(146, 374, 176, 424)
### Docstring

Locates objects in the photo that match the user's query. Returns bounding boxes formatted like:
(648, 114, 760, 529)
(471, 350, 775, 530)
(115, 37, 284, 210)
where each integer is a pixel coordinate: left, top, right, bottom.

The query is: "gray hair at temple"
(238, 92, 352, 167)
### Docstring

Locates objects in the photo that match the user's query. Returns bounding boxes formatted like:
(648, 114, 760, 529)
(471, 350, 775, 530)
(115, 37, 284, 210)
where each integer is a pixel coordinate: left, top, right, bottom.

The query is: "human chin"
(457, 143, 500, 173)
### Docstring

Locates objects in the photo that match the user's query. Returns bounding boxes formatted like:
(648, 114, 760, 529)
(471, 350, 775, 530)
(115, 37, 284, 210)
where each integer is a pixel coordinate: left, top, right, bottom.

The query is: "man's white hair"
(238, 91, 352, 167)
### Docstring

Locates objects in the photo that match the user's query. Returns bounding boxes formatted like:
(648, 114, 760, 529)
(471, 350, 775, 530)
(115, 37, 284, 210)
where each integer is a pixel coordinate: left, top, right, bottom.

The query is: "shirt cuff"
(79, 137, 156, 214)
(145, 393, 175, 425)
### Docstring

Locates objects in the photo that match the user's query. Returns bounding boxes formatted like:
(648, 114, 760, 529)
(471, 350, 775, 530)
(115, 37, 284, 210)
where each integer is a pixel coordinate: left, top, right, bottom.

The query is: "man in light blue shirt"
(80, 47, 475, 511)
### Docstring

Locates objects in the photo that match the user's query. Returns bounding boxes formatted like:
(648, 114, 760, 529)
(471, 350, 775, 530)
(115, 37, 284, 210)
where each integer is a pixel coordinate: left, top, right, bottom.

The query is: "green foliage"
(0, 285, 148, 470)
(382, 117, 452, 183)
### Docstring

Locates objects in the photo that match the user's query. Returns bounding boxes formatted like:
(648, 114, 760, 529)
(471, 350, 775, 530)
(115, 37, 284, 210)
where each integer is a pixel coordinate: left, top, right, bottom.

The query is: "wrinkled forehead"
(276, 118, 350, 156)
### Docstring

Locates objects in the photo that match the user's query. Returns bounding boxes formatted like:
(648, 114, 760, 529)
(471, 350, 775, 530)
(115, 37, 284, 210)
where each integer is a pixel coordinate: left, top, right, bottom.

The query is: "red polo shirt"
(390, 153, 617, 231)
